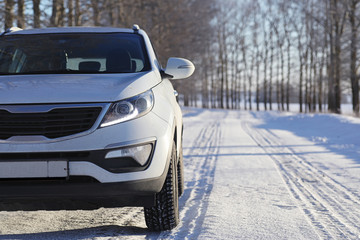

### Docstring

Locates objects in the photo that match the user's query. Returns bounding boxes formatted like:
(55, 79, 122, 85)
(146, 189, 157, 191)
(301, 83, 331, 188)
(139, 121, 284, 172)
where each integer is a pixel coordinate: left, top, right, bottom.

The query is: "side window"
(0, 48, 12, 72)
(9, 49, 27, 73)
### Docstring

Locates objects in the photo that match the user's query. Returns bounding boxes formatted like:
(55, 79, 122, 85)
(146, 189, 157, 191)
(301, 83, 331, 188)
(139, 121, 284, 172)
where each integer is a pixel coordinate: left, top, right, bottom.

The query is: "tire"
(177, 143, 184, 197)
(144, 141, 179, 231)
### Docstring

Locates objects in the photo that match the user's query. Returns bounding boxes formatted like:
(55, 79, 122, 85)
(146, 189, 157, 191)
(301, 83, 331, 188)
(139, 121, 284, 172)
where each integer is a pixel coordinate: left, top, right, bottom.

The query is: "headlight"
(100, 90, 154, 127)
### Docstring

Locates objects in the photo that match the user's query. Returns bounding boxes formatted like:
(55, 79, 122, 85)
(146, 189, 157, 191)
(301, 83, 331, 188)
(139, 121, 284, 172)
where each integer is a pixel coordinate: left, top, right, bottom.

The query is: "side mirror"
(164, 57, 195, 80)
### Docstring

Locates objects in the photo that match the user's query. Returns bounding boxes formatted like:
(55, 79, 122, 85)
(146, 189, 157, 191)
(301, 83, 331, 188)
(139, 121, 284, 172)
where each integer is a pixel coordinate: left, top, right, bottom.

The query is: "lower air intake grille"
(0, 107, 102, 140)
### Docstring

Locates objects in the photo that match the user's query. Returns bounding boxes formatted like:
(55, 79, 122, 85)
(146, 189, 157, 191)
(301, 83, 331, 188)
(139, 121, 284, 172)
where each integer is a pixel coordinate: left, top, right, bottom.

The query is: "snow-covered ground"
(0, 108, 359, 239)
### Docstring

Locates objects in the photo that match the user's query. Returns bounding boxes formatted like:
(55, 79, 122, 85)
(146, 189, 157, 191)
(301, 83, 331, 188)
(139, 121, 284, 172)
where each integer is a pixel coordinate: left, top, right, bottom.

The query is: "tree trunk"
(51, 0, 65, 27)
(248, 54, 254, 111)
(305, 49, 309, 113)
(299, 59, 303, 113)
(318, 49, 325, 112)
(237, 69, 242, 109)
(328, 0, 345, 114)
(220, 57, 225, 109)
(328, 30, 336, 112)
(202, 48, 210, 108)
(17, 0, 25, 28)
(280, 45, 285, 111)
(263, 39, 268, 110)
(312, 53, 317, 112)
(225, 48, 230, 109)
(269, 30, 273, 110)
(68, 0, 74, 26)
(334, 34, 341, 113)
(32, 0, 41, 28)
(74, 0, 81, 26)
(319, 27, 327, 113)
(218, 30, 225, 109)
(248, 75, 252, 111)
(256, 52, 260, 111)
(309, 45, 313, 112)
(241, 42, 248, 110)
(91, 0, 100, 26)
(276, 50, 281, 111)
(184, 91, 189, 106)
(5, 0, 15, 30)
(107, 0, 117, 26)
(232, 42, 239, 109)
(211, 59, 216, 108)
(243, 69, 247, 110)
(349, 0, 359, 116)
(286, 41, 291, 111)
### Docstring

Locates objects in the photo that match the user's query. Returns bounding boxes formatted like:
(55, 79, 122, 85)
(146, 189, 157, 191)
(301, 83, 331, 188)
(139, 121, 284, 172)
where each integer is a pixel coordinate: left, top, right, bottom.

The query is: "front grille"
(0, 107, 102, 140)
(0, 151, 90, 160)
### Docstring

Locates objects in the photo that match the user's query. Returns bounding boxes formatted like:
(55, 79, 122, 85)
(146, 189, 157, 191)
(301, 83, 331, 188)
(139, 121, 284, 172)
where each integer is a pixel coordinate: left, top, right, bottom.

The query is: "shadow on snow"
(250, 111, 360, 166)
(0, 225, 161, 240)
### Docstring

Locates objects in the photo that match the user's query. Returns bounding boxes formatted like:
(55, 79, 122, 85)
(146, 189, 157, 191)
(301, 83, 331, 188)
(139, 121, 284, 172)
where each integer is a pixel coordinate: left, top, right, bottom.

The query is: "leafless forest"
(1, 0, 360, 115)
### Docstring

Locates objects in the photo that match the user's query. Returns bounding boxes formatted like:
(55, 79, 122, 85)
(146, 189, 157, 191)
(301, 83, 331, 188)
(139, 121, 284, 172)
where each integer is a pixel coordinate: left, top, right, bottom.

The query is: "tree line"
(1, 0, 360, 115)
(201, 0, 360, 115)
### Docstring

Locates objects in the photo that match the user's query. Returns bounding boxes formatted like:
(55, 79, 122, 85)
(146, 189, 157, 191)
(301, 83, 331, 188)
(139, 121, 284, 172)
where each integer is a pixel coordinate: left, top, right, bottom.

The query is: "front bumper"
(0, 169, 168, 210)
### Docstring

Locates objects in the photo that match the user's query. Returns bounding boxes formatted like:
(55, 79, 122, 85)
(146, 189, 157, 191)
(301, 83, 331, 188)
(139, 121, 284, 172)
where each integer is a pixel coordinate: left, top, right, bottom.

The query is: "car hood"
(0, 71, 160, 104)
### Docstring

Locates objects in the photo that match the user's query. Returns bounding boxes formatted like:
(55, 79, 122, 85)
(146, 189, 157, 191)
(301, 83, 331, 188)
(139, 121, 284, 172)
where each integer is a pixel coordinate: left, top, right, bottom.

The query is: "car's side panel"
(151, 79, 182, 160)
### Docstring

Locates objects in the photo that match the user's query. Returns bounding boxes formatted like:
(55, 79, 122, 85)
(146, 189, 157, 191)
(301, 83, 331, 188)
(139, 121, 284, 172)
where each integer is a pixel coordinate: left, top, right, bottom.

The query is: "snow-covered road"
(0, 108, 359, 239)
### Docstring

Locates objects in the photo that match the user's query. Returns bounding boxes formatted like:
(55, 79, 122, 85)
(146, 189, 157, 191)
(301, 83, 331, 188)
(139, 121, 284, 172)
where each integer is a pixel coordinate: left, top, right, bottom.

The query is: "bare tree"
(273, 21, 285, 111)
(4, 0, 15, 30)
(347, 0, 360, 115)
(32, 0, 41, 28)
(284, 19, 292, 111)
(74, 0, 81, 26)
(51, 0, 65, 27)
(269, 25, 274, 110)
(262, 23, 269, 110)
(327, 0, 347, 113)
(67, 0, 74, 26)
(90, 0, 101, 26)
(17, 0, 25, 28)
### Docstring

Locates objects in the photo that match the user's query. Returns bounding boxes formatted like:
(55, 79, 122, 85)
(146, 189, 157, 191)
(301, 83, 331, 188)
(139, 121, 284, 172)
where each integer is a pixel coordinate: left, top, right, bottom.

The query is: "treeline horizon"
(1, 0, 360, 115)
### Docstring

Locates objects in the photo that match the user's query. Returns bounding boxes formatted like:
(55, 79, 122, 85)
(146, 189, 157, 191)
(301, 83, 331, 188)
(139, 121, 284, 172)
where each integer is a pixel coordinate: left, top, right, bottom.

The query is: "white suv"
(0, 25, 194, 231)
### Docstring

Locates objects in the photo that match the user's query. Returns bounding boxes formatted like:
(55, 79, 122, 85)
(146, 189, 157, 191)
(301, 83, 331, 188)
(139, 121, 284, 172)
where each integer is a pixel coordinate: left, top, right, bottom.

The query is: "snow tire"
(177, 143, 184, 197)
(144, 141, 179, 231)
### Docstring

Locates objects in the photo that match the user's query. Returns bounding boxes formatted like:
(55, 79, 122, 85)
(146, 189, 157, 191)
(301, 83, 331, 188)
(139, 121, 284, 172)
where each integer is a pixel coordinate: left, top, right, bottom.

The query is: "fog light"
(105, 144, 153, 166)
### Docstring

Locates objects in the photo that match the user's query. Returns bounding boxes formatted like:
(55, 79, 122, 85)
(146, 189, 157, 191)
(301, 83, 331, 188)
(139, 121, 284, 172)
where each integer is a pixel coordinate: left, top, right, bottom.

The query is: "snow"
(0, 108, 360, 239)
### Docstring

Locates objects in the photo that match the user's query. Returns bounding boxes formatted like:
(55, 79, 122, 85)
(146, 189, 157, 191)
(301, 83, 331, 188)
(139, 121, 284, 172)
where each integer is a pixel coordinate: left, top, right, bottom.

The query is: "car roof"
(3, 27, 135, 36)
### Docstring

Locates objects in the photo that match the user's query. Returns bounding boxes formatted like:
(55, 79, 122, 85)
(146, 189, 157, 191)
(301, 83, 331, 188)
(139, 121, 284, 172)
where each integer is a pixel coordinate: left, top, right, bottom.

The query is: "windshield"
(0, 33, 151, 75)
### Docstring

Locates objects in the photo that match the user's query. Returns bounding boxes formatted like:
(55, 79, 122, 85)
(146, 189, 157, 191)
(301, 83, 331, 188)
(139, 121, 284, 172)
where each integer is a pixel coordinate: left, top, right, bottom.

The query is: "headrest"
(79, 61, 101, 72)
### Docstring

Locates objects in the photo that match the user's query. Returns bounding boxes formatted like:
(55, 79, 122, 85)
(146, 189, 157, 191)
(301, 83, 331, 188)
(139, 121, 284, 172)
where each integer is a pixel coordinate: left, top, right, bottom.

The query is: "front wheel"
(144, 141, 179, 231)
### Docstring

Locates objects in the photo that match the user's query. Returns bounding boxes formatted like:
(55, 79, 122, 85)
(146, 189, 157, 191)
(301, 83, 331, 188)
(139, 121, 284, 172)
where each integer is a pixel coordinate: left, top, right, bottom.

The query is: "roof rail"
(1, 27, 23, 36)
(132, 24, 140, 33)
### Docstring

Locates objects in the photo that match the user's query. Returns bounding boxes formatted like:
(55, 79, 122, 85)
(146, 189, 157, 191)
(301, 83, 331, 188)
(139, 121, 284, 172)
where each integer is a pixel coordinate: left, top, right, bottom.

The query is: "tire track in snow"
(160, 119, 222, 239)
(242, 121, 360, 240)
